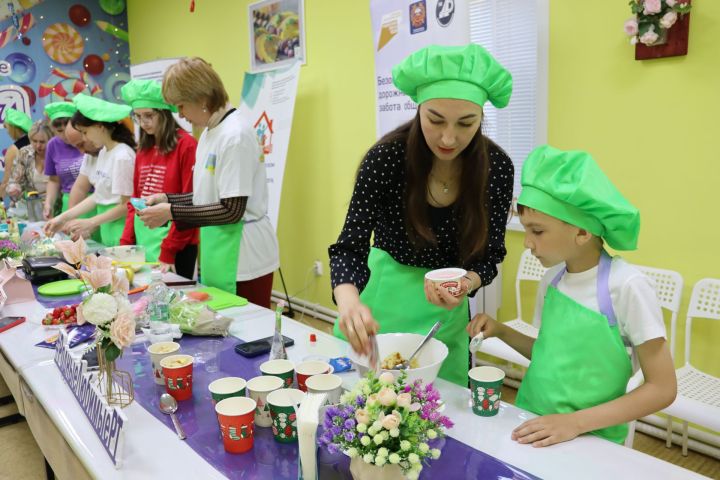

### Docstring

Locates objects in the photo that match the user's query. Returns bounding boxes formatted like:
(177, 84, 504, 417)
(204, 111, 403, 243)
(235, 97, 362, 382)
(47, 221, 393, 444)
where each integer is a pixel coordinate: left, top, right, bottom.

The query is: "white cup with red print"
(425, 268, 467, 297)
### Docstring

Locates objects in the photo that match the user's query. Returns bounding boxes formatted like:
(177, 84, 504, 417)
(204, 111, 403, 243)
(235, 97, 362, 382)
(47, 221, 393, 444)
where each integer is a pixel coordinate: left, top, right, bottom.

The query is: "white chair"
(662, 278, 720, 455)
(624, 265, 684, 448)
(477, 249, 547, 367)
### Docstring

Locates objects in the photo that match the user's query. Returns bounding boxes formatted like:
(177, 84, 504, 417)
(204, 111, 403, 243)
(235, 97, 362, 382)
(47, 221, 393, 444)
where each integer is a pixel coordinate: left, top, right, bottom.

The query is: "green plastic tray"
(193, 287, 248, 310)
(37, 279, 85, 297)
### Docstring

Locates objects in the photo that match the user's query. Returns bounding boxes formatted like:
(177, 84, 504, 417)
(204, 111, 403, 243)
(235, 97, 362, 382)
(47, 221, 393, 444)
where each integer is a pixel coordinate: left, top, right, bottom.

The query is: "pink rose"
(84, 255, 113, 270)
(53, 262, 79, 279)
(639, 26, 659, 46)
(366, 394, 379, 407)
(377, 387, 397, 407)
(643, 0, 662, 15)
(666, 0, 676, 6)
(381, 414, 400, 430)
(660, 11, 678, 29)
(624, 18, 639, 36)
(378, 372, 395, 385)
(111, 270, 130, 295)
(397, 392, 412, 408)
(110, 310, 136, 349)
(355, 409, 371, 425)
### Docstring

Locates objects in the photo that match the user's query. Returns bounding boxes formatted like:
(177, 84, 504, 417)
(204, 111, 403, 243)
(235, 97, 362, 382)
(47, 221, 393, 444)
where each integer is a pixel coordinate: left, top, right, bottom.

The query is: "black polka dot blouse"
(329, 139, 514, 296)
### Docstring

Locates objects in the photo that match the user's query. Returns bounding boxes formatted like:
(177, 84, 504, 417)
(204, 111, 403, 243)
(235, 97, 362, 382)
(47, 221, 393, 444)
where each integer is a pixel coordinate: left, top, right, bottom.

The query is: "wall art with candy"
(0, 0, 130, 149)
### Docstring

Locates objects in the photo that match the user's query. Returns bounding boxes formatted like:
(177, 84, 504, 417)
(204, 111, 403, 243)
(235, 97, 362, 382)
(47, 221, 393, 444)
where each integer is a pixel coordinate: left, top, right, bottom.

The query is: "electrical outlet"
(313, 260, 323, 276)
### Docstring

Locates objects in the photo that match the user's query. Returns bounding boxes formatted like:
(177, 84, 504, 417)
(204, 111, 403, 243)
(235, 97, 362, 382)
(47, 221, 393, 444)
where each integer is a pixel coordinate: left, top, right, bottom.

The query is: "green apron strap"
(134, 214, 170, 262)
(333, 247, 469, 387)
(61, 192, 70, 213)
(95, 203, 126, 247)
(516, 255, 632, 444)
(199, 221, 244, 294)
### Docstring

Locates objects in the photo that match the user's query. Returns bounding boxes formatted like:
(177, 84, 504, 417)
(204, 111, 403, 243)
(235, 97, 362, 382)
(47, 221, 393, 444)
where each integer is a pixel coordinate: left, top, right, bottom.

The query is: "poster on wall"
(237, 61, 300, 231)
(370, 0, 469, 138)
(0, 0, 131, 150)
(129, 58, 192, 133)
(248, 0, 305, 73)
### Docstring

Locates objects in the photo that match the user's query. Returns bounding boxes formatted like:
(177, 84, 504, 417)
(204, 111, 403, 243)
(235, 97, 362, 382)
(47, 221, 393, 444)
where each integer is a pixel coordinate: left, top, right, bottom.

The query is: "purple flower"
(327, 406, 340, 418)
(327, 442, 340, 455)
(344, 419, 356, 430)
(355, 395, 366, 407)
(344, 431, 356, 442)
(330, 426, 342, 437)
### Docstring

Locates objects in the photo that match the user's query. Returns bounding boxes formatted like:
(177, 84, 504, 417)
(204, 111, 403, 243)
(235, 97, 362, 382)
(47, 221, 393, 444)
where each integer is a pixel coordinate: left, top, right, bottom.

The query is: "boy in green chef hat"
(468, 145, 676, 446)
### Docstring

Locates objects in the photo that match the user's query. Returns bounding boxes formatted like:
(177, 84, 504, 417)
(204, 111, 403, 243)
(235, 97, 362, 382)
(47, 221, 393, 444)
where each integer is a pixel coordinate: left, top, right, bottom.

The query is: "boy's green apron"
(334, 247, 469, 387)
(95, 203, 125, 247)
(133, 214, 170, 262)
(199, 221, 243, 294)
(516, 252, 633, 444)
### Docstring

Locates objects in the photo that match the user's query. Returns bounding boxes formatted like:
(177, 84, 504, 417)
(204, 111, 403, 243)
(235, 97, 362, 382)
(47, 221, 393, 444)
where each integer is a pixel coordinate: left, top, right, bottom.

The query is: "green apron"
(134, 214, 170, 263)
(95, 203, 126, 247)
(199, 221, 243, 294)
(515, 252, 632, 444)
(333, 248, 469, 387)
(61, 192, 101, 241)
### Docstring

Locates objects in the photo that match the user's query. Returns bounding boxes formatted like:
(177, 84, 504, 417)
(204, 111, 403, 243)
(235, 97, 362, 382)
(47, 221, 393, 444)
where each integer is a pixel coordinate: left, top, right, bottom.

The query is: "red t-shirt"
(120, 130, 199, 263)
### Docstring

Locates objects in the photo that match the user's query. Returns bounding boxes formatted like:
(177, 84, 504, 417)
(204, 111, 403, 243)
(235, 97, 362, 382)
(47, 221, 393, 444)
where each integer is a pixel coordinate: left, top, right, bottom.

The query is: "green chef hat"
(72, 94, 132, 122)
(392, 44, 513, 108)
(121, 79, 177, 111)
(44, 102, 77, 121)
(518, 145, 640, 251)
(4, 108, 32, 132)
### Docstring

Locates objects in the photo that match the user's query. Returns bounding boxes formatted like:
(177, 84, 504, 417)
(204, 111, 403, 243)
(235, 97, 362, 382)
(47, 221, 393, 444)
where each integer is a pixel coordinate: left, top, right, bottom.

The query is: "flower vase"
(96, 343, 134, 408)
(349, 457, 405, 480)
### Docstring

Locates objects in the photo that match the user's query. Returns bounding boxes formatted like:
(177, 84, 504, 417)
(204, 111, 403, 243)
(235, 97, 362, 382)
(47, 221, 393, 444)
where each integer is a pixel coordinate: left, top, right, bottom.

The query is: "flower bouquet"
(54, 237, 135, 406)
(0, 238, 22, 261)
(624, 0, 691, 46)
(318, 371, 453, 480)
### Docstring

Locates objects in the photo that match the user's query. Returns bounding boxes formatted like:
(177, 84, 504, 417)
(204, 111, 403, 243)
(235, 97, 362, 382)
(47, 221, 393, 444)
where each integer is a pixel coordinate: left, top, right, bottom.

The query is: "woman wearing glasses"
(118, 79, 199, 278)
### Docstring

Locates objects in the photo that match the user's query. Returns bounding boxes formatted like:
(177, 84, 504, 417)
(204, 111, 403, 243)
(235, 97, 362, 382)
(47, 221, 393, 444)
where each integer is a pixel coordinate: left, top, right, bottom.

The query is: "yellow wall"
(127, 1, 719, 375)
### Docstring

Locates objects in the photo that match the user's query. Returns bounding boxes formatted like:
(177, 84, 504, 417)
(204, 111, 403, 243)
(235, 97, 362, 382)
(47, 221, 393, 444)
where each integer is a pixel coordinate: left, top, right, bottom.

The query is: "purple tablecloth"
(35, 290, 540, 479)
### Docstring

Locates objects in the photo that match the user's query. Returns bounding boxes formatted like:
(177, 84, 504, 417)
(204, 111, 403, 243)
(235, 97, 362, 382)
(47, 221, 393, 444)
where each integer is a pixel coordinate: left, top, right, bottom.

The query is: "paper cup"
(425, 268, 467, 297)
(295, 360, 333, 392)
(469, 366, 505, 417)
(267, 388, 305, 443)
(209, 377, 247, 405)
(215, 396, 257, 454)
(305, 374, 343, 405)
(148, 341, 180, 385)
(246, 375, 284, 427)
(161, 354, 194, 401)
(260, 359, 295, 388)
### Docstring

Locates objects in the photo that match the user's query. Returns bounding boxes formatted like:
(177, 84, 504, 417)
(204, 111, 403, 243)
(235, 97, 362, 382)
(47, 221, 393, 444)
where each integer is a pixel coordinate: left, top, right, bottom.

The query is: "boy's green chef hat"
(518, 145, 640, 250)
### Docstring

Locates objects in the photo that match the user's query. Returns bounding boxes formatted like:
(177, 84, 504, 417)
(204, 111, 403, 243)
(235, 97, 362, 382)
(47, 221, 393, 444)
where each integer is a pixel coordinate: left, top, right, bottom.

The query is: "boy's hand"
(466, 313, 501, 339)
(511, 413, 582, 447)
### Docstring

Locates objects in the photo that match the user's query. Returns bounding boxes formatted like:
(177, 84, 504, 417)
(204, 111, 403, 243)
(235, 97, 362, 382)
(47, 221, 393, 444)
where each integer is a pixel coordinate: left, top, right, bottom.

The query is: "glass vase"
(96, 342, 134, 408)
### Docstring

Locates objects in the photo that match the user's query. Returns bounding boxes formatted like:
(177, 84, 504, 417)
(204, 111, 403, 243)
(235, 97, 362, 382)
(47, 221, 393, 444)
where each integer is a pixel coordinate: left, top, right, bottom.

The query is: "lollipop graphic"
(38, 68, 102, 105)
(42, 23, 84, 65)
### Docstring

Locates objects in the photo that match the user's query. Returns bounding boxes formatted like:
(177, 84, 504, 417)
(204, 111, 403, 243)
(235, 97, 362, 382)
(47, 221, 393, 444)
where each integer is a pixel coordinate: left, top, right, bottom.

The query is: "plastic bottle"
(146, 271, 171, 340)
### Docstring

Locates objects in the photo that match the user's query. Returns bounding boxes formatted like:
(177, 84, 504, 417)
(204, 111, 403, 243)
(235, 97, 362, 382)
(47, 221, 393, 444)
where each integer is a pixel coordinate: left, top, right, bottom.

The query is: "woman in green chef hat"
(118, 79, 199, 279)
(468, 146, 676, 446)
(329, 44, 515, 387)
(44, 94, 136, 246)
(42, 102, 86, 218)
(0, 108, 32, 199)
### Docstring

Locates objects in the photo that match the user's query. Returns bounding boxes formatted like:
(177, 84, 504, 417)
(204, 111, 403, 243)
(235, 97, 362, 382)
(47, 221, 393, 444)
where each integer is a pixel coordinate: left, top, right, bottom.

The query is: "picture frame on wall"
(248, 0, 306, 73)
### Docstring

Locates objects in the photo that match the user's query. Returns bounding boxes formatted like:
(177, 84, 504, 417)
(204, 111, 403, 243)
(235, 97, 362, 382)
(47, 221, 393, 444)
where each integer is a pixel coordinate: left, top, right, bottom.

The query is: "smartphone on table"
(0, 316, 26, 333)
(234, 335, 295, 358)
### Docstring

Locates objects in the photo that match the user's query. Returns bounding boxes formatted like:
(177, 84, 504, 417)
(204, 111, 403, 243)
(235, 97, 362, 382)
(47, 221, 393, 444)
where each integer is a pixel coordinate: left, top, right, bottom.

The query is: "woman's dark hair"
(137, 109, 181, 154)
(50, 117, 70, 131)
(373, 112, 493, 266)
(71, 112, 137, 150)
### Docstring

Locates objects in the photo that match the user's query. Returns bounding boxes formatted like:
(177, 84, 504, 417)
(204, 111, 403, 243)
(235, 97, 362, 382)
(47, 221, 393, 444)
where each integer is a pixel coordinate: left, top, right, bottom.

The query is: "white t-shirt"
(532, 256, 666, 349)
(194, 110, 279, 281)
(81, 144, 135, 205)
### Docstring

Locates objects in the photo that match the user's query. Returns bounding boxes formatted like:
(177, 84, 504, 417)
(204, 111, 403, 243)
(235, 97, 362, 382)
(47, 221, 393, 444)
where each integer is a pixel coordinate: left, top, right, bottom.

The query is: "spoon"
(393, 321, 442, 370)
(159, 393, 186, 440)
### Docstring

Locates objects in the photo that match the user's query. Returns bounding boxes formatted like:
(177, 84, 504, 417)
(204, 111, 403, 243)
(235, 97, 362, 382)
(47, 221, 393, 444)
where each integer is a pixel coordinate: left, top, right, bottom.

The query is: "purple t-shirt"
(44, 137, 84, 193)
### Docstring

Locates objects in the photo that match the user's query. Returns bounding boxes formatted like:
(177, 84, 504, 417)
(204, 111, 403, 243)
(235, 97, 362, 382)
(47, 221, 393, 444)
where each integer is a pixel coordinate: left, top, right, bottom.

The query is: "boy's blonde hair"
(162, 57, 229, 113)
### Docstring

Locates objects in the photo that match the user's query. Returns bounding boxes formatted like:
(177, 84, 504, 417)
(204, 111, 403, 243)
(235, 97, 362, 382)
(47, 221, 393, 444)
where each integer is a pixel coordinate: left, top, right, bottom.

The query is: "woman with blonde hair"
(6, 121, 52, 219)
(139, 57, 279, 306)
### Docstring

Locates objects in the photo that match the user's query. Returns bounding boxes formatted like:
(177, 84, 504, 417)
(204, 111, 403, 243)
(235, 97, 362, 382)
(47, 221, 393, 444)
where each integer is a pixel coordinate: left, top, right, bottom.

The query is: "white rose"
(406, 471, 419, 480)
(400, 440, 411, 451)
(82, 293, 118, 325)
(346, 447, 358, 458)
(408, 453, 420, 464)
(375, 455, 387, 466)
(427, 429, 437, 439)
(389, 428, 400, 438)
(360, 435, 371, 446)
(373, 434, 384, 445)
(388, 453, 401, 464)
(419, 443, 429, 453)
(378, 372, 395, 384)
(363, 453, 374, 464)
(431, 448, 441, 459)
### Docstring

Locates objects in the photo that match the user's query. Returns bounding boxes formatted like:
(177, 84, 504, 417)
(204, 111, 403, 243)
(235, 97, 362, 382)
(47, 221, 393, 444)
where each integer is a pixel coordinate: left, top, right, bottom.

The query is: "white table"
(1, 299, 708, 479)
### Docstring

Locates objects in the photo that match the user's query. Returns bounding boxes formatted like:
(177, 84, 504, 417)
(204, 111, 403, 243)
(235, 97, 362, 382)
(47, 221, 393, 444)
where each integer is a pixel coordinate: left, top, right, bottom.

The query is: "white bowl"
(347, 333, 448, 385)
